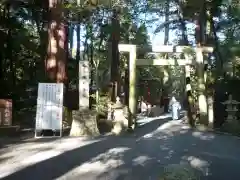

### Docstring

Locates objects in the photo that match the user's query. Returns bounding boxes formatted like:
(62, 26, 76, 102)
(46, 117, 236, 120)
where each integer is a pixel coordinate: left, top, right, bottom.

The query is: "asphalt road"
(1, 115, 240, 180)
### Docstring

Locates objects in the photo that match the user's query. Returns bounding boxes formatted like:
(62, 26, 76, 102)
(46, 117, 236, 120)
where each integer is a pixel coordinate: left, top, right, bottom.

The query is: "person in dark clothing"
(163, 96, 169, 113)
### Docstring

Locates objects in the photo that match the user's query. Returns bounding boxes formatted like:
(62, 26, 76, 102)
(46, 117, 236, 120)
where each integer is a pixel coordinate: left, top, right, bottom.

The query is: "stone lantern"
(222, 94, 240, 124)
(111, 97, 128, 134)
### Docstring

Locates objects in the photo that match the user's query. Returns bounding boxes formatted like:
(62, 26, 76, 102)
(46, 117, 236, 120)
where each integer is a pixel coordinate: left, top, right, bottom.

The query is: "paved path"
(1, 115, 240, 180)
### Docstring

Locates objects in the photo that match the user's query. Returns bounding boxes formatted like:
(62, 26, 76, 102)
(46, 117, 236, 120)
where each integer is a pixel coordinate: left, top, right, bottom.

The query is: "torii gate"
(118, 44, 213, 129)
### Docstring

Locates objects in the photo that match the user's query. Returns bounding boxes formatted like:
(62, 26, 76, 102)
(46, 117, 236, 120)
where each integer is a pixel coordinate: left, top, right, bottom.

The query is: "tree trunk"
(69, 24, 74, 58)
(76, 23, 81, 66)
(195, 0, 208, 125)
(160, 0, 170, 101)
(33, 0, 49, 80)
(164, 0, 170, 45)
(0, 33, 3, 96)
(70, 17, 81, 136)
(209, 15, 223, 75)
(0, 6, 6, 97)
(89, 20, 94, 109)
(176, 1, 195, 127)
(109, 8, 120, 102)
(206, 13, 222, 128)
(6, 3, 16, 122)
(45, 0, 67, 83)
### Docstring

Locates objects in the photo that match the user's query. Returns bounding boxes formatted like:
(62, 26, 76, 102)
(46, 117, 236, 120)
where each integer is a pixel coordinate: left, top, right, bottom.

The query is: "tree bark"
(69, 24, 74, 58)
(176, 0, 195, 127)
(89, 20, 94, 109)
(32, 0, 49, 80)
(0, 5, 6, 96)
(161, 0, 170, 98)
(70, 4, 82, 136)
(164, 0, 170, 45)
(195, 0, 208, 125)
(45, 0, 67, 83)
(6, 3, 16, 122)
(76, 23, 81, 62)
(109, 8, 120, 102)
(209, 15, 223, 74)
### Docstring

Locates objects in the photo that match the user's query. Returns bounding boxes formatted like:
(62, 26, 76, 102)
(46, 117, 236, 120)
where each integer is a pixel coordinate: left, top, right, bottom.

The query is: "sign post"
(35, 83, 64, 138)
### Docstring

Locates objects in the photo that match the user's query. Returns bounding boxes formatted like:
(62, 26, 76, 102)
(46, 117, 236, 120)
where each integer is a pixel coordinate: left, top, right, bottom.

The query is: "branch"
(154, 19, 182, 34)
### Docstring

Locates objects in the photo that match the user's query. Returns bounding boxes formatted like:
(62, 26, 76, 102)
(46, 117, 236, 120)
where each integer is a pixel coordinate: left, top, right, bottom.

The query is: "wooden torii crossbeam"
(118, 44, 214, 128)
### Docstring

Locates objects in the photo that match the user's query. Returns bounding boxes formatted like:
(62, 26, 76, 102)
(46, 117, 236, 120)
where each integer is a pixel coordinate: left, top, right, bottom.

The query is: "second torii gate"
(118, 44, 213, 129)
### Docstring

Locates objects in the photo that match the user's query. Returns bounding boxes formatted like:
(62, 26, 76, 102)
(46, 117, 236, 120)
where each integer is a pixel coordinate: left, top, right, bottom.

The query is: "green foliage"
(161, 164, 199, 180)
(0, 0, 240, 129)
(91, 94, 109, 115)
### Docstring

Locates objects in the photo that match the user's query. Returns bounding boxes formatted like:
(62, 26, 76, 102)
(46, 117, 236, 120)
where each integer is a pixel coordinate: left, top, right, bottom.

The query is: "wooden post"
(118, 44, 137, 129)
(124, 66, 129, 106)
(184, 61, 195, 126)
(196, 47, 208, 124)
(129, 45, 137, 128)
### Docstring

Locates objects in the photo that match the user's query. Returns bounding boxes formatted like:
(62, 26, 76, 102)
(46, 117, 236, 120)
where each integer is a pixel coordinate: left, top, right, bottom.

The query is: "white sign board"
(36, 83, 63, 132)
(79, 61, 90, 108)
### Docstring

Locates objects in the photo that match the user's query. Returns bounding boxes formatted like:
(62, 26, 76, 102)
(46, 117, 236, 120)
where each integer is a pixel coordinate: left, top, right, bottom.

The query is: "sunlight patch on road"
(137, 114, 172, 126)
(132, 155, 152, 166)
(0, 150, 63, 179)
(192, 131, 215, 140)
(58, 147, 130, 179)
(157, 120, 181, 130)
(138, 120, 185, 141)
(0, 138, 103, 179)
(181, 155, 210, 176)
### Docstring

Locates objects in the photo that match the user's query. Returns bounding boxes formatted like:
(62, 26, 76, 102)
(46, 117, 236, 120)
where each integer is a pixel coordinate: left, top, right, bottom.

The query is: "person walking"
(169, 96, 181, 120)
(141, 99, 148, 116)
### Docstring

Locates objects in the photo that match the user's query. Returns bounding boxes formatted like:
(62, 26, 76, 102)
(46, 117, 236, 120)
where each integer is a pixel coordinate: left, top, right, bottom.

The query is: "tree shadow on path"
(1, 116, 240, 180)
(0, 116, 171, 180)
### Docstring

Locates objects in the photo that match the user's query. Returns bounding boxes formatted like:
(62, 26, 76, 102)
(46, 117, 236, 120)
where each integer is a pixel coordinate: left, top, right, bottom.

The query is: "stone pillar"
(70, 60, 100, 136)
(128, 45, 137, 129)
(79, 61, 90, 108)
